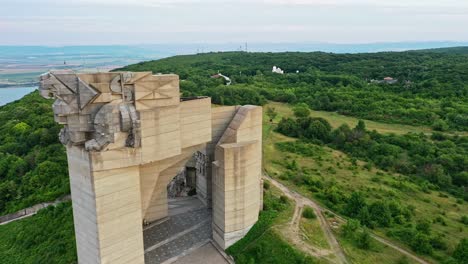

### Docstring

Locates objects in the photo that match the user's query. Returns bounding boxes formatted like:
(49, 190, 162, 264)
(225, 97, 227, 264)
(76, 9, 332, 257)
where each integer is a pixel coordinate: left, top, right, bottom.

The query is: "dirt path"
(0, 195, 71, 225)
(267, 175, 348, 264)
(265, 175, 430, 264)
(319, 207, 430, 264)
(370, 235, 429, 264)
(303, 199, 349, 264)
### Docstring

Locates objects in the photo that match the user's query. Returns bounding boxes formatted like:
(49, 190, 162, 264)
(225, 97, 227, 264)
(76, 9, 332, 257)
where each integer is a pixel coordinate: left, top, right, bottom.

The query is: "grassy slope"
(335, 230, 419, 264)
(227, 183, 319, 264)
(263, 103, 468, 262)
(267, 101, 467, 136)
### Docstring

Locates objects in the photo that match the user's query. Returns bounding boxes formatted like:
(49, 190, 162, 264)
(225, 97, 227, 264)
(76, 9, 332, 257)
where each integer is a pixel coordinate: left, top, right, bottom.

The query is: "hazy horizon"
(2, 0, 468, 45)
(2, 41, 468, 54)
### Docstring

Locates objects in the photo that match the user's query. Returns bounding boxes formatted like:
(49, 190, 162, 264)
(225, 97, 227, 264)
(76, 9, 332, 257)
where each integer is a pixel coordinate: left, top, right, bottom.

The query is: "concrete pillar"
(68, 146, 145, 264)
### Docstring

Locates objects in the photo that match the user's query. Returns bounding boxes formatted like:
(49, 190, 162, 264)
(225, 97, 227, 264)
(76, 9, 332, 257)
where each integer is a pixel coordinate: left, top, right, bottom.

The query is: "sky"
(1, 0, 468, 45)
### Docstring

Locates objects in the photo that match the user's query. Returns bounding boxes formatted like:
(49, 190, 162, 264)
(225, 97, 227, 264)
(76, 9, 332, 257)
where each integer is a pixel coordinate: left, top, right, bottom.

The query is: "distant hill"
(417, 46, 468, 54)
(118, 47, 468, 84)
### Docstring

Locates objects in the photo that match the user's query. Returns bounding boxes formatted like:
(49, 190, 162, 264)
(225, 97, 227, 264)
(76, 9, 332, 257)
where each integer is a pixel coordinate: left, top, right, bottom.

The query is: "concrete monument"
(40, 70, 262, 264)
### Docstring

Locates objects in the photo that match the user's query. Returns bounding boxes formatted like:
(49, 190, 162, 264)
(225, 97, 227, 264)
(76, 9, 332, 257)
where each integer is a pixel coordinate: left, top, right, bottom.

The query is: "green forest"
(119, 49, 468, 131)
(0, 93, 67, 215)
(0, 202, 76, 264)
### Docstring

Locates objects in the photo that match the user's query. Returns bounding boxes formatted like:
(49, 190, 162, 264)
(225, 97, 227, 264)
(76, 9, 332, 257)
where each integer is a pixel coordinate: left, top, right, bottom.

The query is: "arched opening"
(166, 155, 206, 216)
(142, 152, 213, 264)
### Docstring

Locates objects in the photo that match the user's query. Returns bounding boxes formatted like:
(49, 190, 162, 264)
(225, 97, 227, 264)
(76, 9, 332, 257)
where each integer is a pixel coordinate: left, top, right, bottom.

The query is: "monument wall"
(40, 71, 262, 263)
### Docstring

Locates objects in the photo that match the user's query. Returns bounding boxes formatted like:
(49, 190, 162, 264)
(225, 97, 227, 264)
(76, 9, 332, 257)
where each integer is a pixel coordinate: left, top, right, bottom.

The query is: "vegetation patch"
(302, 206, 317, 219)
(227, 182, 316, 264)
(0, 202, 77, 264)
(300, 217, 330, 250)
(263, 108, 467, 262)
(276, 106, 467, 200)
(0, 92, 68, 215)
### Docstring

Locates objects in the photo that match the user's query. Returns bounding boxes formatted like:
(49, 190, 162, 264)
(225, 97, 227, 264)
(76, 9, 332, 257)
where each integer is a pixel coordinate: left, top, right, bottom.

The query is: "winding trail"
(267, 174, 348, 264)
(265, 175, 430, 264)
(278, 197, 336, 262)
(369, 234, 429, 264)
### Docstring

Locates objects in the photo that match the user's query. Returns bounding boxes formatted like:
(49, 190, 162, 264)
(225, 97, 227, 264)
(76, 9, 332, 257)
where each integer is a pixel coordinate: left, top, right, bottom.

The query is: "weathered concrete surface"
(144, 198, 212, 264)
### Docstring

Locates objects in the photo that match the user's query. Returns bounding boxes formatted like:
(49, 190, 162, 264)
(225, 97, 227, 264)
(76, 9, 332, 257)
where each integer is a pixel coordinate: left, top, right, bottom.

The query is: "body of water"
(0, 87, 37, 106)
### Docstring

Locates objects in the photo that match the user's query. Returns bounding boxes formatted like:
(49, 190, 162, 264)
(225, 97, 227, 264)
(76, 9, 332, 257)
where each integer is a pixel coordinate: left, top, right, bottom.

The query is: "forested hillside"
(119, 50, 468, 131)
(0, 93, 67, 216)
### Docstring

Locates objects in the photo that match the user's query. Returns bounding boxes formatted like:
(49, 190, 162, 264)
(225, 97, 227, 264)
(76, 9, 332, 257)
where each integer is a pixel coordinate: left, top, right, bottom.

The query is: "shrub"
(342, 219, 361, 239)
(411, 233, 433, 255)
(356, 229, 372, 250)
(452, 238, 468, 264)
(280, 195, 289, 204)
(461, 215, 468, 225)
(432, 119, 449, 131)
(430, 235, 447, 250)
(302, 206, 316, 219)
(293, 103, 310, 118)
(397, 256, 410, 264)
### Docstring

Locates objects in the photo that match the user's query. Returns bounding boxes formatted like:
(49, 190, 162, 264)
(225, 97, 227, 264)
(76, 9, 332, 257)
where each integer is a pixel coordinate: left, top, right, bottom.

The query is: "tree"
(12, 122, 32, 136)
(356, 229, 372, 250)
(344, 192, 367, 218)
(357, 206, 372, 227)
(355, 120, 366, 132)
(416, 219, 431, 235)
(432, 119, 449, 131)
(369, 201, 392, 227)
(266, 107, 278, 122)
(342, 219, 360, 238)
(461, 215, 468, 226)
(293, 103, 310, 118)
(410, 233, 433, 255)
(305, 120, 331, 142)
(452, 238, 468, 264)
(302, 206, 316, 219)
(277, 118, 299, 137)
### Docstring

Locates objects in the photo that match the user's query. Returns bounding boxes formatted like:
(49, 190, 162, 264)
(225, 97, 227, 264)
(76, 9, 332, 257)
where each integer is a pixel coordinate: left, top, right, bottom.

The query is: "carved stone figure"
(40, 70, 142, 151)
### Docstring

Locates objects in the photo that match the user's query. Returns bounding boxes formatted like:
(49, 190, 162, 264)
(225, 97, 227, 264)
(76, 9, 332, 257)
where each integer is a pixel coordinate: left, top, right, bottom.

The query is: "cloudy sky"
(1, 0, 468, 45)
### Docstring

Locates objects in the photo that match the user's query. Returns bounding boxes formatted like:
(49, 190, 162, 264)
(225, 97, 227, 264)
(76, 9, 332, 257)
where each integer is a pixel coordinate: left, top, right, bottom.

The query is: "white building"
(272, 66, 284, 74)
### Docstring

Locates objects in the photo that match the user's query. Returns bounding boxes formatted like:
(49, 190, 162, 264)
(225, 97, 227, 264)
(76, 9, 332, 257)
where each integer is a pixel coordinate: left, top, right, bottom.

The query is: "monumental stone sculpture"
(40, 70, 263, 264)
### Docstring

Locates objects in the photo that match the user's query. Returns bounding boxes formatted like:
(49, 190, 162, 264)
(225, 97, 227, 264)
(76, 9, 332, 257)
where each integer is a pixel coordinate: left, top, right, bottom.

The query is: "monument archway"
(40, 71, 263, 264)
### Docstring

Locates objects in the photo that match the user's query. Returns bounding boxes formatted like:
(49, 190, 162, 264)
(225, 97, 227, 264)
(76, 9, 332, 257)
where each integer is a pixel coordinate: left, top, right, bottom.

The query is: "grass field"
(266, 101, 468, 136)
(262, 104, 468, 263)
